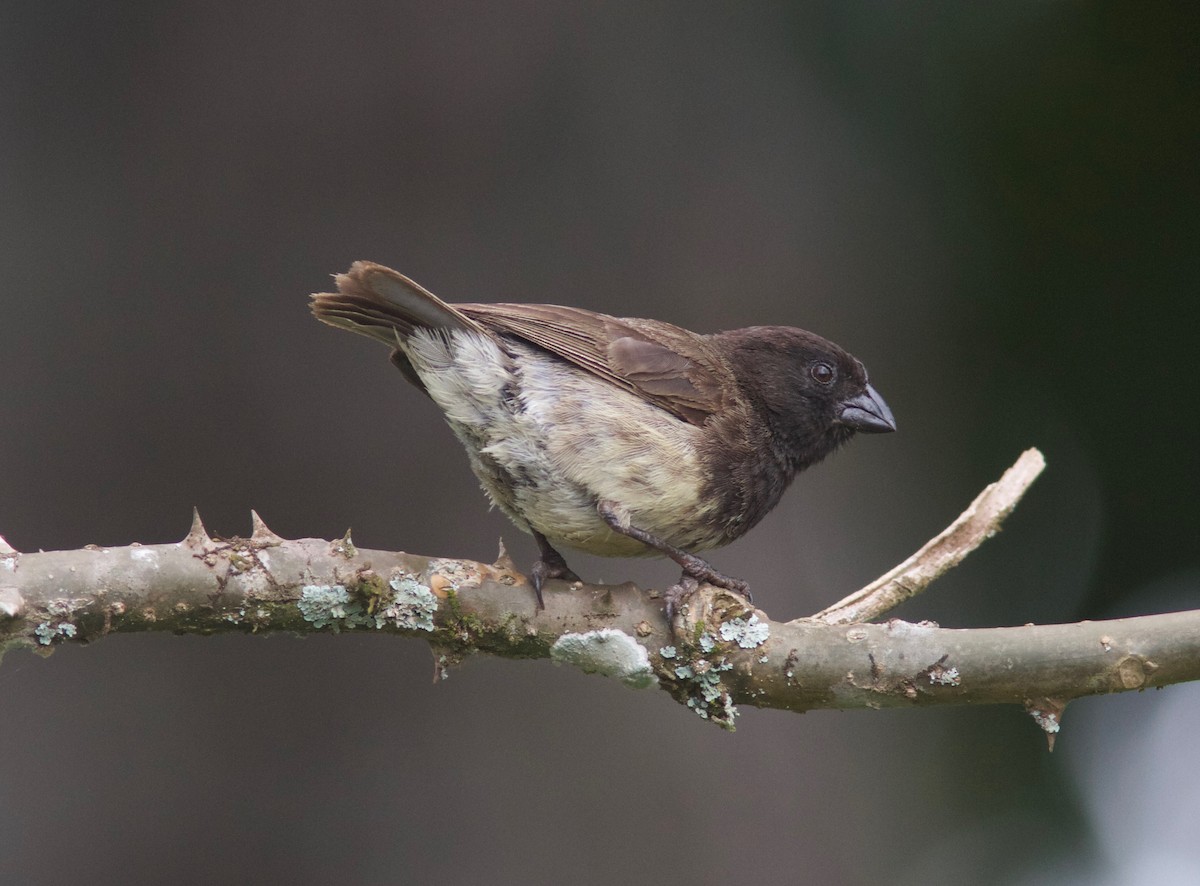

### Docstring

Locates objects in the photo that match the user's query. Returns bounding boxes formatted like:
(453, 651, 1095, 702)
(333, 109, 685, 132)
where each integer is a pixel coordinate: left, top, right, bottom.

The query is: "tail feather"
(311, 261, 487, 347)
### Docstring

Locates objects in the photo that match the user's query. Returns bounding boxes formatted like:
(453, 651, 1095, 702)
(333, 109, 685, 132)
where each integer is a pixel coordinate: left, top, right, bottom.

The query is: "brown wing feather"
(459, 302, 733, 425)
(313, 262, 736, 425)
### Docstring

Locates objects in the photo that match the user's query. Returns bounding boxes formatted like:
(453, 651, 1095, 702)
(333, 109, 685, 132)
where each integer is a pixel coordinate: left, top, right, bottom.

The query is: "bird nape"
(312, 261, 895, 618)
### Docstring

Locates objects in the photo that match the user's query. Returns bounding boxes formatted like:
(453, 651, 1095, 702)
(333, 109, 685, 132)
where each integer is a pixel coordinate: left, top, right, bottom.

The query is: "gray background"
(2, 3, 1198, 884)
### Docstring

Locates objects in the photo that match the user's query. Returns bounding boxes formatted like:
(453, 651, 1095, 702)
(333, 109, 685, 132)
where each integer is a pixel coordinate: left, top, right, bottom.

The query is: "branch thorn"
(1025, 696, 1067, 751)
(183, 509, 211, 548)
(250, 510, 280, 542)
(493, 537, 517, 572)
(330, 528, 356, 558)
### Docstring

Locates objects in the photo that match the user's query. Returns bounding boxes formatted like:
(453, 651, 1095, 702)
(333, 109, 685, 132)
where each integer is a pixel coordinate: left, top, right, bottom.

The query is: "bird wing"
(312, 263, 734, 425)
(459, 302, 732, 426)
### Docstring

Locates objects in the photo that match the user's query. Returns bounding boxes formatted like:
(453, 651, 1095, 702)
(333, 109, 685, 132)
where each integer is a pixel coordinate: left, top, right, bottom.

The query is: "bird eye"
(810, 362, 835, 385)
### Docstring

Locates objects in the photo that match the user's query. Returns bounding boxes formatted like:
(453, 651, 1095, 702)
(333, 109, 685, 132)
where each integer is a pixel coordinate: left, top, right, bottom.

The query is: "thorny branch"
(2, 448, 1198, 742)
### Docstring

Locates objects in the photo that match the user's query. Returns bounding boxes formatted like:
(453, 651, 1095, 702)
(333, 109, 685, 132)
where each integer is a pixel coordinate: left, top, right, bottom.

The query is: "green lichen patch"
(298, 584, 365, 631)
(655, 618, 768, 730)
(34, 621, 77, 646)
(718, 614, 770, 649)
(297, 573, 438, 634)
(376, 575, 437, 632)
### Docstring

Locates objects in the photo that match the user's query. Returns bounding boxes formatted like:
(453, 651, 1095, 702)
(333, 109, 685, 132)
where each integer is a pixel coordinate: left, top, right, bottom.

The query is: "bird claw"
(663, 576, 700, 625)
(664, 569, 754, 631)
(529, 556, 581, 610)
(683, 565, 752, 603)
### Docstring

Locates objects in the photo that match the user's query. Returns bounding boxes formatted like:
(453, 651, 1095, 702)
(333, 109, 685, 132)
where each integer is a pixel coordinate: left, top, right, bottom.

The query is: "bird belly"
(405, 332, 724, 557)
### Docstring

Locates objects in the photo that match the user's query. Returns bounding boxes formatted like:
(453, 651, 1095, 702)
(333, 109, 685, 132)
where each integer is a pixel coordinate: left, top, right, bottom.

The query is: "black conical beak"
(839, 384, 896, 433)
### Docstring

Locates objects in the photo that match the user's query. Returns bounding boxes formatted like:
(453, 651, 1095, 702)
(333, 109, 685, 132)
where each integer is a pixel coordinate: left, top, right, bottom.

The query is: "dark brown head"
(718, 326, 895, 473)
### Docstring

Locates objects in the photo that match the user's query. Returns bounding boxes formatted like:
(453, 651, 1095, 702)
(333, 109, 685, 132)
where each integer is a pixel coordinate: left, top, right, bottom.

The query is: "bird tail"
(310, 261, 486, 347)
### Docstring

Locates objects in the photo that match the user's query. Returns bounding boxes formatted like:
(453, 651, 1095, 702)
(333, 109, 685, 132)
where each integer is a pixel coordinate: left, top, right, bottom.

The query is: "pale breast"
(404, 332, 725, 557)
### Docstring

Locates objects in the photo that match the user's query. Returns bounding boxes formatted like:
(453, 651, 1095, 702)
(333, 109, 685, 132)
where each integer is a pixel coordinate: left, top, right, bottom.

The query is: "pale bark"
(2, 449, 1195, 738)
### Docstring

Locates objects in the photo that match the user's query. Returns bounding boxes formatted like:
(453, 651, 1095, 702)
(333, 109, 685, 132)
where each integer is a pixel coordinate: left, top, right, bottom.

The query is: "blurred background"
(2, 2, 1198, 883)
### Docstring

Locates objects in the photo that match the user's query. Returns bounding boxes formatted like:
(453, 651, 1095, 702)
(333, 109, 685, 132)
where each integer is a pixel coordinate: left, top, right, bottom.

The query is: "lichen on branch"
(3, 448, 1199, 741)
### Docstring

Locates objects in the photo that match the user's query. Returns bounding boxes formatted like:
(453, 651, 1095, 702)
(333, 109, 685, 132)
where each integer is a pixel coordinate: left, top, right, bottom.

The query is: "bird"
(311, 261, 895, 617)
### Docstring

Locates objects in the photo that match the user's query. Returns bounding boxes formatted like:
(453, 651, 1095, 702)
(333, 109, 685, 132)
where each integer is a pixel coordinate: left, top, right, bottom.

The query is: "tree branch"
(2, 453, 1199, 740)
(808, 447, 1046, 624)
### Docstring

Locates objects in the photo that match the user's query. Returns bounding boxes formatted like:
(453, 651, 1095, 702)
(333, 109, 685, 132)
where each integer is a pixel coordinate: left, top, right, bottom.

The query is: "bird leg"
(596, 500, 752, 622)
(529, 530, 581, 609)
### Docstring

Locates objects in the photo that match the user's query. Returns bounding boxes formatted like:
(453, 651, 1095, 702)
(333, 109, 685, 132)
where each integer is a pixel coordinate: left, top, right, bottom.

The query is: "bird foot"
(681, 564, 752, 602)
(664, 569, 753, 631)
(663, 576, 700, 624)
(529, 553, 581, 610)
(595, 499, 752, 607)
